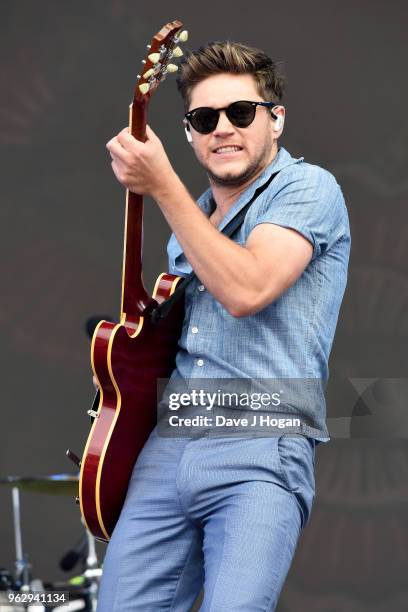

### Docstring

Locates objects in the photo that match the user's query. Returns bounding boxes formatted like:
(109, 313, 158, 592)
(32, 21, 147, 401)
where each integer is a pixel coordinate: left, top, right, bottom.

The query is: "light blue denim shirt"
(166, 147, 350, 441)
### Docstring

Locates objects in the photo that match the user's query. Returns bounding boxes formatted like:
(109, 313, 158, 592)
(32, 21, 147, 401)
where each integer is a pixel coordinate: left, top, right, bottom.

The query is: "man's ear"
(271, 105, 285, 132)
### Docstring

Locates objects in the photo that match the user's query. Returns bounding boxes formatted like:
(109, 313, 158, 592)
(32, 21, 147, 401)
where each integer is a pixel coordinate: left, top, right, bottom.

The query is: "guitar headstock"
(134, 20, 188, 102)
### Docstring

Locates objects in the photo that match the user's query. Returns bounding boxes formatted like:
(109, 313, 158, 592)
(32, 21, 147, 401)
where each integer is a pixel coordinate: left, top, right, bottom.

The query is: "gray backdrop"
(1, 1, 408, 610)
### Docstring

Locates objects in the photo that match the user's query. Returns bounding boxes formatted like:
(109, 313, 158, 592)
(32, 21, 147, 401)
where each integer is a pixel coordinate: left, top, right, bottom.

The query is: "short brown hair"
(176, 41, 286, 111)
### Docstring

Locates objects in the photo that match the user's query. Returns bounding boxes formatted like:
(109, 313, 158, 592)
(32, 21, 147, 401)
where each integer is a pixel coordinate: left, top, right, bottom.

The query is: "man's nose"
(213, 110, 235, 135)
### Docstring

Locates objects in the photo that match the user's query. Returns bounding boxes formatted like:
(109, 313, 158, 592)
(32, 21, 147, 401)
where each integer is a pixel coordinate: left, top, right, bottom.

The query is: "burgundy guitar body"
(80, 275, 183, 542)
(78, 21, 187, 542)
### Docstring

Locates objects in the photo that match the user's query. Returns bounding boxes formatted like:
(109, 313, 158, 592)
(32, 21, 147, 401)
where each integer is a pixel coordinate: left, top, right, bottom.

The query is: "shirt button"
(198, 285, 205, 292)
(197, 359, 204, 367)
(192, 326, 199, 334)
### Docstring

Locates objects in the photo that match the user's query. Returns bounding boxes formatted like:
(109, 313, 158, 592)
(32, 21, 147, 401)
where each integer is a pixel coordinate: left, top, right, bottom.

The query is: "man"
(97, 41, 350, 611)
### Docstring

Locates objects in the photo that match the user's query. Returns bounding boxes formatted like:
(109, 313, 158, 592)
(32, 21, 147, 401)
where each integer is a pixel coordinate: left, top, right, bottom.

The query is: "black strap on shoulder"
(150, 169, 280, 324)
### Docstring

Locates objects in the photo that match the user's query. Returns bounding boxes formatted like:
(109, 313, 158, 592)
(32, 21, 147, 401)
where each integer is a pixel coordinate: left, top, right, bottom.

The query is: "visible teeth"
(215, 146, 241, 153)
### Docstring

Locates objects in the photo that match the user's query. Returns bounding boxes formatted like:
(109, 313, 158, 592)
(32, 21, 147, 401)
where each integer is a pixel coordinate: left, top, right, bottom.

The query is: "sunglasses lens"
(227, 101, 256, 127)
(190, 108, 219, 134)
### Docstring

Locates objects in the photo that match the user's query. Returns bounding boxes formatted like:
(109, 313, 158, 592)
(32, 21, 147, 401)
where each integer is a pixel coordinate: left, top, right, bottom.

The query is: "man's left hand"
(106, 125, 177, 199)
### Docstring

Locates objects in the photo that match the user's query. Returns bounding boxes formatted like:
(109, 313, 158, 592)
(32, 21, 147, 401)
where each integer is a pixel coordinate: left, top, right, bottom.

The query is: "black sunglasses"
(184, 100, 278, 134)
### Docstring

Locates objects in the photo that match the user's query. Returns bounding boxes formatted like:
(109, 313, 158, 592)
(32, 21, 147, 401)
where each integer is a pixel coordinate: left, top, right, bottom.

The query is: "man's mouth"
(212, 146, 243, 155)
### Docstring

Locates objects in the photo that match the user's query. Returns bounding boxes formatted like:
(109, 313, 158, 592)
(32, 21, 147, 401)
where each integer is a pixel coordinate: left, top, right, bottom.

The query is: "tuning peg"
(148, 52, 160, 64)
(179, 30, 188, 42)
(143, 68, 155, 79)
(172, 46, 183, 58)
(139, 83, 150, 94)
(166, 64, 178, 73)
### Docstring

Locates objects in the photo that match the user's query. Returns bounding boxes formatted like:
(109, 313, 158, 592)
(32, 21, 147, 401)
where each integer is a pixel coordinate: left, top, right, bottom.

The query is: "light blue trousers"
(97, 428, 315, 612)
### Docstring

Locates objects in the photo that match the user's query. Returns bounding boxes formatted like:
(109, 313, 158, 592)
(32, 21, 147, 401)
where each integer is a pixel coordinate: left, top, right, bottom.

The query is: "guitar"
(77, 21, 188, 542)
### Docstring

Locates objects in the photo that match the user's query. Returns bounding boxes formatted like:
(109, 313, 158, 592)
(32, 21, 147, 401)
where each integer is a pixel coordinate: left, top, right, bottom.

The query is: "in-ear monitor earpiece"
(274, 115, 283, 131)
(184, 125, 193, 143)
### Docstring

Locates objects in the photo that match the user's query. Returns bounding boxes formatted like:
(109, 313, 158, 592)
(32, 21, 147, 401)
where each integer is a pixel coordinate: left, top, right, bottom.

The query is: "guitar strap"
(150, 168, 281, 323)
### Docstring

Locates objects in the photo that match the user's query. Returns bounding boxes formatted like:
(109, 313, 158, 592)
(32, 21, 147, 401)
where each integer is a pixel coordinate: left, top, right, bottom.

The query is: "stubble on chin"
(204, 141, 273, 188)
(207, 161, 261, 187)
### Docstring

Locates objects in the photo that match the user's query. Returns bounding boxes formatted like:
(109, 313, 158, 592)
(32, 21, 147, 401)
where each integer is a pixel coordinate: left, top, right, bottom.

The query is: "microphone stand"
(81, 518, 100, 612)
(12, 487, 31, 590)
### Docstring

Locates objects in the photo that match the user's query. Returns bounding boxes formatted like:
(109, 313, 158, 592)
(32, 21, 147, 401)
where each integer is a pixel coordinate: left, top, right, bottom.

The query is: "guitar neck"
(120, 101, 150, 317)
(119, 19, 185, 319)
